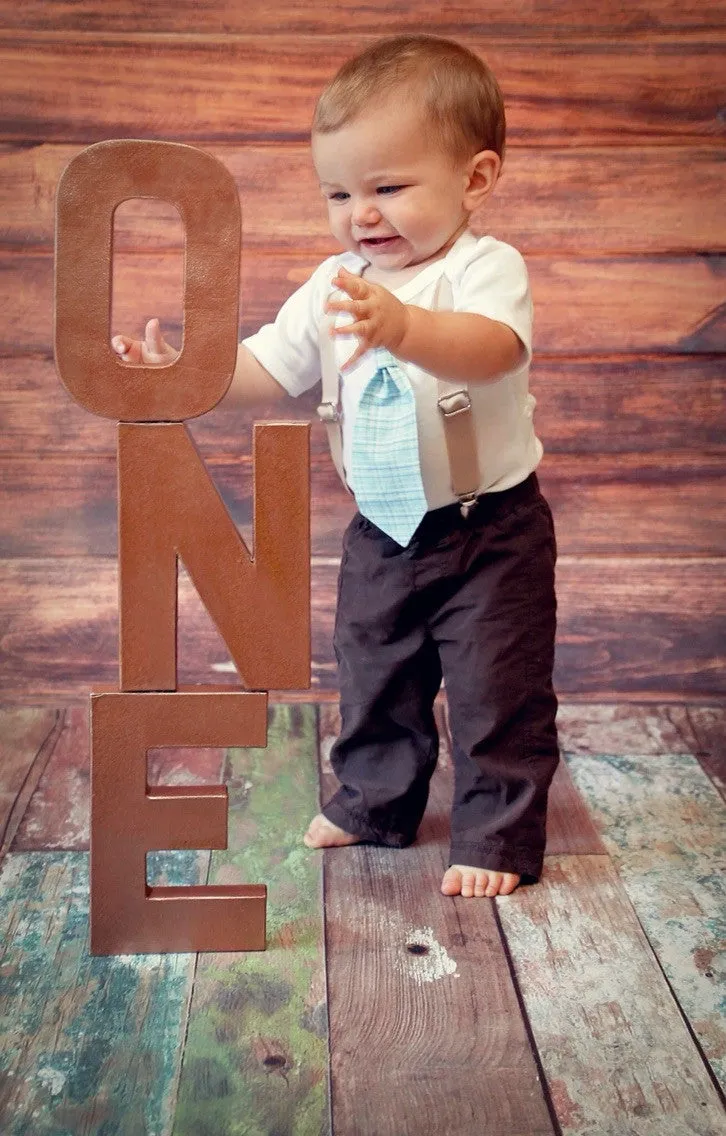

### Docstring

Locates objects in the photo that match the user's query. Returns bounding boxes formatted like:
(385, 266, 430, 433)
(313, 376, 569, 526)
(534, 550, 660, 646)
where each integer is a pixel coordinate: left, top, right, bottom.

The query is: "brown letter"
(118, 420, 310, 692)
(90, 688, 268, 954)
(54, 138, 240, 420)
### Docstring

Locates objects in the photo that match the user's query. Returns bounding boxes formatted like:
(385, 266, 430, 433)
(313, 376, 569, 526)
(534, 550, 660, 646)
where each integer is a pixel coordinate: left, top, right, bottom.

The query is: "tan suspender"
(316, 271, 482, 517)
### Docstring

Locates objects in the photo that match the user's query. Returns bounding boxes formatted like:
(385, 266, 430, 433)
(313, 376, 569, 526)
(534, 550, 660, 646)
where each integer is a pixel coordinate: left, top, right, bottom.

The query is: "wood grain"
(3, 451, 725, 558)
(3, 355, 723, 457)
(323, 777, 557, 1134)
(0, 33, 724, 145)
(555, 703, 718, 757)
(3, 251, 725, 355)
(497, 854, 726, 1134)
(565, 751, 726, 1093)
(1, 555, 722, 697)
(2, 143, 724, 256)
(0, 850, 201, 1136)
(3, 1, 725, 36)
(173, 704, 329, 1136)
(0, 706, 63, 860)
(683, 706, 726, 801)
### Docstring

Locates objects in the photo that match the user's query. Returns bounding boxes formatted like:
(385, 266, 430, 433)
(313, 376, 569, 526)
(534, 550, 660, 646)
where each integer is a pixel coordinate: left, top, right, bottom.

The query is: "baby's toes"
(458, 869, 477, 898)
(484, 872, 503, 897)
(473, 871, 489, 897)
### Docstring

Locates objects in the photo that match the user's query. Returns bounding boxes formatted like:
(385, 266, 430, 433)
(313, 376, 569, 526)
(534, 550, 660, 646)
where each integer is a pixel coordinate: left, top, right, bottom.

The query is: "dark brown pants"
(322, 472, 559, 882)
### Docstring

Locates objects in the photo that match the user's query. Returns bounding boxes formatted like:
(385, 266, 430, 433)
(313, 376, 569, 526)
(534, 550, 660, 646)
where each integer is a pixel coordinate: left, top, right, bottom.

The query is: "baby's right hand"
(111, 318, 179, 366)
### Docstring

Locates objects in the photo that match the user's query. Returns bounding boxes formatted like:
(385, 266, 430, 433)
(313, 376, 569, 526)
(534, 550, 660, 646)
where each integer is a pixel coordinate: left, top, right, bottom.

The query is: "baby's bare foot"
(441, 865, 520, 898)
(303, 813, 362, 849)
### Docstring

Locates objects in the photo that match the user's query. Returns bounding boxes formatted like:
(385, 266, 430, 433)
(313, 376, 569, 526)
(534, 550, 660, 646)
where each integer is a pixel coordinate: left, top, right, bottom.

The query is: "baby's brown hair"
(312, 35, 506, 166)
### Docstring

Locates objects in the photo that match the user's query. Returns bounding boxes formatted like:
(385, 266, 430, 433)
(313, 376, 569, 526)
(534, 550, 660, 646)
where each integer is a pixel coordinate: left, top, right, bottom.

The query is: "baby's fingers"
(112, 334, 143, 364)
(140, 318, 178, 365)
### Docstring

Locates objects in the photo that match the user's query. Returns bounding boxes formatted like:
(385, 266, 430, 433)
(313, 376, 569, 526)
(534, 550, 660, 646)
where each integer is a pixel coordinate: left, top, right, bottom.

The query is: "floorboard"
(497, 854, 726, 1135)
(2, 558, 725, 699)
(4, 451, 725, 559)
(322, 793, 557, 1135)
(0, 34, 722, 145)
(5, 252, 726, 355)
(3, 356, 723, 458)
(173, 704, 329, 1136)
(4, 1, 725, 36)
(3, 143, 724, 256)
(0, 702, 724, 1132)
(0, 707, 63, 860)
(0, 850, 202, 1136)
(565, 750, 726, 1095)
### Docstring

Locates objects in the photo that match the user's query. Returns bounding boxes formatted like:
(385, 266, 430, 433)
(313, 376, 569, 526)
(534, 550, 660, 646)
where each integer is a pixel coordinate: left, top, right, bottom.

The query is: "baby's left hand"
(326, 266, 410, 371)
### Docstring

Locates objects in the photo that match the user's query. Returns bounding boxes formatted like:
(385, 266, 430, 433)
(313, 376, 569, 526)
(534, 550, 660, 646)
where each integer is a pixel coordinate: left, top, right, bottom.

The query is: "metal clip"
(316, 401, 341, 423)
(437, 390, 472, 417)
(458, 492, 479, 518)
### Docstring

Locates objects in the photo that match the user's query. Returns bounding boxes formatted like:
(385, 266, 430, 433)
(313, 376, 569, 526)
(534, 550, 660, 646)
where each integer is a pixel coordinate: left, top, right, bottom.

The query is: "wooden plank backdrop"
(0, 7, 724, 703)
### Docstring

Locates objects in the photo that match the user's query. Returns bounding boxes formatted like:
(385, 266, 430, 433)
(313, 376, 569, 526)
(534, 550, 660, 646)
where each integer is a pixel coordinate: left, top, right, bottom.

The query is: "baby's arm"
(328, 267, 522, 383)
(111, 319, 287, 407)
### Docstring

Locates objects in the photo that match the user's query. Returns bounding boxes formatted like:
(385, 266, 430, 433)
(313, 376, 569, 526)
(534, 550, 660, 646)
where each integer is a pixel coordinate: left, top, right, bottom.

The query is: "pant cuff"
(322, 797, 414, 849)
(448, 840, 544, 882)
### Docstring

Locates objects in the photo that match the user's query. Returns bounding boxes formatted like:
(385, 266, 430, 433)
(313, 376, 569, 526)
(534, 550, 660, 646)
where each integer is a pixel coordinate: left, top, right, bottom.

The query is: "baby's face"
(312, 99, 472, 275)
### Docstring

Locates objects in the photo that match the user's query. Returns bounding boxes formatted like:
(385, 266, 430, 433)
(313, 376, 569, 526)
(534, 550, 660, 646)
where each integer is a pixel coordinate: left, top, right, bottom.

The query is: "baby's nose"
(351, 198, 381, 225)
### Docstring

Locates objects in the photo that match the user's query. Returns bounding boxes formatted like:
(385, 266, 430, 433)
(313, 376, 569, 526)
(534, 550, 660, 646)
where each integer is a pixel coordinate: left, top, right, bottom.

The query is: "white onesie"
(243, 229, 542, 509)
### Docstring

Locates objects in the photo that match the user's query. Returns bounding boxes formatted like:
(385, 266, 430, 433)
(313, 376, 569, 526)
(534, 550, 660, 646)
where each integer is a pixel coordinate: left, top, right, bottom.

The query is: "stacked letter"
(54, 140, 310, 954)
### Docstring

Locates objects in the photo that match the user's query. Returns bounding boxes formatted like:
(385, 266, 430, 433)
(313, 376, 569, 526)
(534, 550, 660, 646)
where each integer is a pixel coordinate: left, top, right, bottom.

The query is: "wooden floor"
(0, 699, 724, 1135)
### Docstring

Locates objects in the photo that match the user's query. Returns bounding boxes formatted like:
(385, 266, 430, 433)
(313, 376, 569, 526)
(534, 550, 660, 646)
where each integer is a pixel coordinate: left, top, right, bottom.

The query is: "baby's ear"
(463, 150, 501, 212)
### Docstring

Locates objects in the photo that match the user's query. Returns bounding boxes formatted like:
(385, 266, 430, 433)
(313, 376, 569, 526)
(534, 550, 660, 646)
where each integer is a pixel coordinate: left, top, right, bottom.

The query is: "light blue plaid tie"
(348, 347, 428, 547)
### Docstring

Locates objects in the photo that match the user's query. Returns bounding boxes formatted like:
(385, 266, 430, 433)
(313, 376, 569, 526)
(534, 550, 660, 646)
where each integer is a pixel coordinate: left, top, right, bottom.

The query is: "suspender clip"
(457, 491, 479, 518)
(437, 390, 472, 417)
(317, 401, 341, 424)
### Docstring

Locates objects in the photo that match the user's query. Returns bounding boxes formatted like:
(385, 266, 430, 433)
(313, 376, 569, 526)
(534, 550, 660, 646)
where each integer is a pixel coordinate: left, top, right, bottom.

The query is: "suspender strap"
(316, 268, 482, 514)
(317, 308, 351, 491)
(433, 274, 481, 516)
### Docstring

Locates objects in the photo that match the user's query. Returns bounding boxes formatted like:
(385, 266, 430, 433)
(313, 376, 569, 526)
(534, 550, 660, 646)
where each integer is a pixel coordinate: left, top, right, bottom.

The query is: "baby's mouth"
(360, 236, 399, 248)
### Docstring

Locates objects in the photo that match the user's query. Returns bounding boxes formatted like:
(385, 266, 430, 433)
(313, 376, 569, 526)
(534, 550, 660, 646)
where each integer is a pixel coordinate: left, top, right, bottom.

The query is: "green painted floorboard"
(172, 703, 330, 1136)
(564, 750, 726, 1094)
(0, 849, 202, 1136)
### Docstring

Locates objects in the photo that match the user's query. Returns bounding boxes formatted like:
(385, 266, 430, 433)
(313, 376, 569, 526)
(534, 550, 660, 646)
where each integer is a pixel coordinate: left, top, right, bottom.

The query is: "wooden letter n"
(54, 139, 310, 954)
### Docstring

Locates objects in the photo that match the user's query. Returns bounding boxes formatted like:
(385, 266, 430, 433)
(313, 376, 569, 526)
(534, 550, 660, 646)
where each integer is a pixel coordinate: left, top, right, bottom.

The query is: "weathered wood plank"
(555, 702, 726, 801)
(3, 143, 724, 256)
(0, 34, 723, 145)
(564, 752, 726, 1095)
(5, 251, 724, 355)
(1, 557, 725, 698)
(173, 703, 329, 1136)
(3, 355, 723, 457)
(3, 451, 725, 558)
(0, 850, 202, 1136)
(2, 1, 724, 36)
(497, 854, 726, 1134)
(318, 702, 606, 859)
(322, 758, 556, 1134)
(11, 701, 227, 850)
(685, 706, 726, 801)
(555, 703, 713, 757)
(0, 706, 63, 861)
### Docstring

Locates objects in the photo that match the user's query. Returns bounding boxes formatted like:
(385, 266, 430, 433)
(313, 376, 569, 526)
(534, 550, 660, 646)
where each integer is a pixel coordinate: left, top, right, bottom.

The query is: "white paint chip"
(398, 925, 459, 984)
(37, 1067, 67, 1096)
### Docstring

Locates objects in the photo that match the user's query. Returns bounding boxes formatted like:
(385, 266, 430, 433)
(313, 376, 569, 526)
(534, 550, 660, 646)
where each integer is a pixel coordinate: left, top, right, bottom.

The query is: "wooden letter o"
(54, 139, 241, 421)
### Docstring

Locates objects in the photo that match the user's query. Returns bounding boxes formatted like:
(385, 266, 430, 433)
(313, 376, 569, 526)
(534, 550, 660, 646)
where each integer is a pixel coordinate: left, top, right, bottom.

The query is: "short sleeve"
(451, 239, 533, 371)
(242, 256, 339, 396)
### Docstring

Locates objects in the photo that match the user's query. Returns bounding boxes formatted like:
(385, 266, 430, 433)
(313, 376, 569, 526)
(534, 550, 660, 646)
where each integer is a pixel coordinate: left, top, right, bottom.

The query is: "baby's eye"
(327, 191, 350, 202)
(377, 185, 405, 195)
